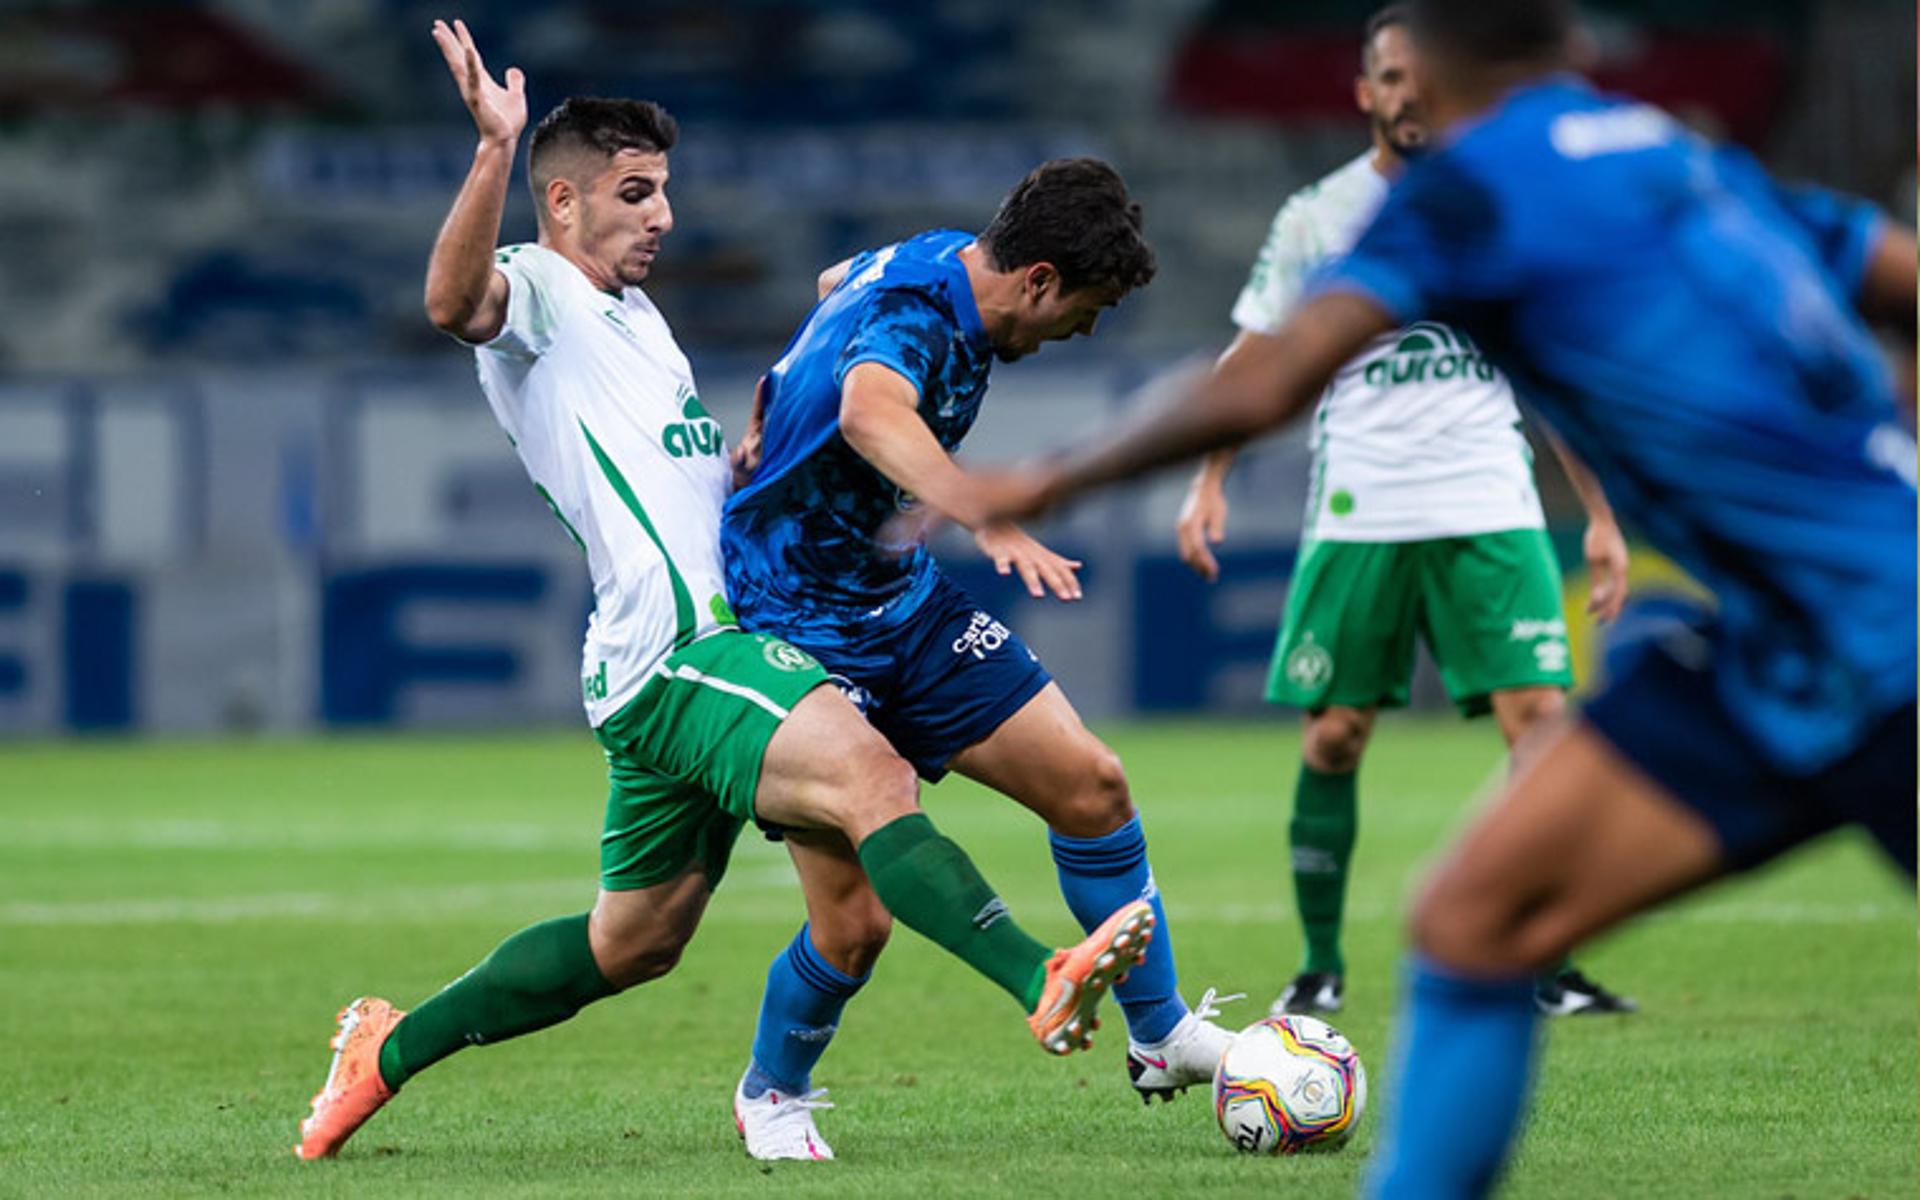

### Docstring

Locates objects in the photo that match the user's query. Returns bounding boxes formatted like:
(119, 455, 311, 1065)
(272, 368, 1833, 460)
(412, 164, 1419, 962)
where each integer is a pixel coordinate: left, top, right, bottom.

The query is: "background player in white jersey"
(1174, 4, 1633, 1018)
(293, 20, 1155, 1163)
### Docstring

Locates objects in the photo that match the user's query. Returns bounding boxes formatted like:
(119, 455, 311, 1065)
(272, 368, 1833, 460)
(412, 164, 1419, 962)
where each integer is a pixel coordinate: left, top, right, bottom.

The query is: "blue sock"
(741, 923, 867, 1099)
(1364, 954, 1540, 1200)
(1048, 816, 1187, 1045)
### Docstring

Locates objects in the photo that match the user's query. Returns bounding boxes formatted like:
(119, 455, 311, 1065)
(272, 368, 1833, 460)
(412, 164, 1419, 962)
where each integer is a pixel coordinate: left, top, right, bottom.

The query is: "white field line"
(1, 870, 1905, 930)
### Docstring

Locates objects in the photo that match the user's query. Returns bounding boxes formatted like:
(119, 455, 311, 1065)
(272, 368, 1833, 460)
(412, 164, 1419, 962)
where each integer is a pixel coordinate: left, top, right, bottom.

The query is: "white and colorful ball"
(1212, 1015, 1367, 1155)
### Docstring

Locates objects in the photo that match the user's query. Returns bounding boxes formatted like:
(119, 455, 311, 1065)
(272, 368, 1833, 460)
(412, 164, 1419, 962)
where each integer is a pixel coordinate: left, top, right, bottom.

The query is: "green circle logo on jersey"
(763, 640, 818, 673)
(1286, 639, 1334, 689)
(1396, 330, 1440, 354)
(1328, 489, 1355, 516)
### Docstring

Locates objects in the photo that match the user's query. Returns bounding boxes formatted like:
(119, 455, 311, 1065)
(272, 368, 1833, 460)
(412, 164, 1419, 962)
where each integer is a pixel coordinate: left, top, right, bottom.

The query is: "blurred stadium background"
(1, 0, 1913, 736)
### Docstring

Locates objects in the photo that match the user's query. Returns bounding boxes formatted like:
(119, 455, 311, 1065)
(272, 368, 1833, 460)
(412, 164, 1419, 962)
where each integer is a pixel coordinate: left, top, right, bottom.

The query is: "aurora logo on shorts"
(1362, 323, 1496, 388)
(583, 661, 608, 702)
(663, 385, 725, 459)
(1285, 635, 1334, 689)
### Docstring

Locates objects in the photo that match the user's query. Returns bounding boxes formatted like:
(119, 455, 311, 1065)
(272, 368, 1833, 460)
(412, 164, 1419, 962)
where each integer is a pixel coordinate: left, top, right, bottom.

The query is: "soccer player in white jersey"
(293, 19, 1156, 1163)
(1173, 4, 1633, 1018)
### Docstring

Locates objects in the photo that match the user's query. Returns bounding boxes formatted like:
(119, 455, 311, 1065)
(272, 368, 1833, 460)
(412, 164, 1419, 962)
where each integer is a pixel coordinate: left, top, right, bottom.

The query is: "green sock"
(377, 912, 618, 1090)
(1291, 764, 1358, 977)
(857, 813, 1051, 1009)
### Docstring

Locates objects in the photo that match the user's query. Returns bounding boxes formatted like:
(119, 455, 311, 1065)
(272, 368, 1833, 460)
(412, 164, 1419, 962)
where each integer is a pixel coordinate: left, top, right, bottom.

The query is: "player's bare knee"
(814, 908, 892, 978)
(1304, 711, 1369, 773)
(829, 743, 919, 842)
(1051, 744, 1134, 837)
(1497, 688, 1566, 749)
(598, 929, 692, 988)
(1410, 865, 1515, 969)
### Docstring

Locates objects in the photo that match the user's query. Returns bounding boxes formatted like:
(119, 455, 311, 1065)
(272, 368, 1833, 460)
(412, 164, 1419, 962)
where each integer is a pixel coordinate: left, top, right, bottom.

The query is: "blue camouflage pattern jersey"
(724, 229, 994, 644)
(1316, 76, 1915, 773)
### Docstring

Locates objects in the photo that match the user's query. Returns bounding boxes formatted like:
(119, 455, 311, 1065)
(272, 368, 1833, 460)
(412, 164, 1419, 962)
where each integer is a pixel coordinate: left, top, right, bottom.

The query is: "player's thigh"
(1266, 540, 1421, 712)
(1413, 720, 1726, 973)
(1418, 529, 1572, 718)
(1487, 685, 1566, 762)
(755, 685, 920, 842)
(784, 827, 892, 977)
(1301, 704, 1378, 773)
(946, 681, 1131, 834)
(589, 862, 716, 986)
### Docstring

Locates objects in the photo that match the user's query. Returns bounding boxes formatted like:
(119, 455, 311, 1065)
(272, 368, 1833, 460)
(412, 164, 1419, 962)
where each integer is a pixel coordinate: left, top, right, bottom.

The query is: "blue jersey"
(1318, 77, 1915, 773)
(724, 230, 994, 644)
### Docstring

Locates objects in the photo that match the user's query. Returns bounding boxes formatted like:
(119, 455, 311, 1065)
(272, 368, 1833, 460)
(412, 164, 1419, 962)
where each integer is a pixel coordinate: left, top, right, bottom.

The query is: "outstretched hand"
(431, 19, 526, 146)
(973, 522, 1083, 601)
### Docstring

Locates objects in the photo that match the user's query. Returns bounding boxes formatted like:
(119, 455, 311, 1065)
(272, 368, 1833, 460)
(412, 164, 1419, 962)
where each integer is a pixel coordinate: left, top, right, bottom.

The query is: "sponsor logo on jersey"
(663, 385, 725, 458)
(952, 611, 1011, 660)
(1362, 323, 1496, 389)
(582, 660, 608, 702)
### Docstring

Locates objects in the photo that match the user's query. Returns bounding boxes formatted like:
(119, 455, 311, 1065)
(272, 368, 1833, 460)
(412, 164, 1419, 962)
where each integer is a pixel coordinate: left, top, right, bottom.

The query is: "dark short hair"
(527, 97, 678, 212)
(1407, 0, 1573, 63)
(1362, 4, 1411, 74)
(979, 158, 1156, 295)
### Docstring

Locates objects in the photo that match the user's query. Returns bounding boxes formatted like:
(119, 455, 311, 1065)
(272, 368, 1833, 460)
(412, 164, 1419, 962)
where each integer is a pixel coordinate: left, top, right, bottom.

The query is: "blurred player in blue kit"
(930, 1, 1918, 1195)
(723, 160, 1241, 1159)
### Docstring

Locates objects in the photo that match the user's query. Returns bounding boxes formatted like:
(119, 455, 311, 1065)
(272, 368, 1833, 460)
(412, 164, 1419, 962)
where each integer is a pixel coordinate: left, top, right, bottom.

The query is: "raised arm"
(423, 19, 527, 343)
(1053, 291, 1391, 508)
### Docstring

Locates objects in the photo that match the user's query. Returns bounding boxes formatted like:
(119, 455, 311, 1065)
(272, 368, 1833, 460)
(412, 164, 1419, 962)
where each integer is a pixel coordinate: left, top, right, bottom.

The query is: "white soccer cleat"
(733, 1074, 836, 1161)
(1126, 986, 1244, 1104)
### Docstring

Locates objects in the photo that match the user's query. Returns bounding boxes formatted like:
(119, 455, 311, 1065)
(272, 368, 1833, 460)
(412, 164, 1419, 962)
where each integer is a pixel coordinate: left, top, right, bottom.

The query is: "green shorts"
(1266, 529, 1573, 717)
(592, 630, 829, 892)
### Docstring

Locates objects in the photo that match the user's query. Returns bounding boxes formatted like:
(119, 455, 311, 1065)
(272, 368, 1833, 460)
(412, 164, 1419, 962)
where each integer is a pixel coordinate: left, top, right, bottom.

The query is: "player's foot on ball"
(1128, 986, 1242, 1104)
(733, 1074, 836, 1161)
(1028, 899, 1154, 1056)
(294, 996, 404, 1160)
(1270, 971, 1345, 1017)
(1536, 968, 1638, 1016)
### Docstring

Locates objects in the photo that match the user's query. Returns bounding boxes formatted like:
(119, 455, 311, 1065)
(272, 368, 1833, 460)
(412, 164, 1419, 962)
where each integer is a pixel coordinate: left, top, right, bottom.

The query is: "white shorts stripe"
(660, 662, 792, 721)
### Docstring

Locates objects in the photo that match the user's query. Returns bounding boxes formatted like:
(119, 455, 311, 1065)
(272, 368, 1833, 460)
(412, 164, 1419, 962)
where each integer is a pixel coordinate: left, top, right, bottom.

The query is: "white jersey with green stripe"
(476, 243, 733, 726)
(1233, 152, 1545, 542)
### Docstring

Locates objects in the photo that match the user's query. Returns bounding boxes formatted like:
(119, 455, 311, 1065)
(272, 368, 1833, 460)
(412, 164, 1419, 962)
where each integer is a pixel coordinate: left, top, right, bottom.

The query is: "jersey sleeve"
(834, 287, 952, 397)
(482, 245, 561, 361)
(1714, 145, 1888, 300)
(1311, 155, 1514, 325)
(1231, 201, 1317, 333)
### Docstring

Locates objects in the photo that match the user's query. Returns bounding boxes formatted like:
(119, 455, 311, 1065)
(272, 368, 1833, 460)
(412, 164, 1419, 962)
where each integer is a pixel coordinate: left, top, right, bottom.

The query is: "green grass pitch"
(2, 719, 1913, 1197)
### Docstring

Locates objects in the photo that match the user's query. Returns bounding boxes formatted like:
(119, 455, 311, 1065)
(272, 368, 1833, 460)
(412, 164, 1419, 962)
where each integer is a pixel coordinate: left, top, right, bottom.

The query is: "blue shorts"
(788, 573, 1052, 780)
(1582, 597, 1915, 876)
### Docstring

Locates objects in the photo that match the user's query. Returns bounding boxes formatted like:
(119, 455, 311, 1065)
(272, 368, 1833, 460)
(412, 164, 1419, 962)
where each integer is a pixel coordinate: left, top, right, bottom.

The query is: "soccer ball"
(1212, 1015, 1367, 1155)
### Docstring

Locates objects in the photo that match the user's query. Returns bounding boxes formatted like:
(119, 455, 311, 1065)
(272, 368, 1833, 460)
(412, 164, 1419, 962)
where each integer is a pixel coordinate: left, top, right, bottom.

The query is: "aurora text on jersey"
(1315, 78, 1915, 772)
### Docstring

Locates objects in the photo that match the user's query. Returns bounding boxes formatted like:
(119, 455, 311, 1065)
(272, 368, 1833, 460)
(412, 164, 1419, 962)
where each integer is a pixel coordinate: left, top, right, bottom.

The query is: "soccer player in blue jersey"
(723, 159, 1239, 1158)
(929, 1, 1918, 1194)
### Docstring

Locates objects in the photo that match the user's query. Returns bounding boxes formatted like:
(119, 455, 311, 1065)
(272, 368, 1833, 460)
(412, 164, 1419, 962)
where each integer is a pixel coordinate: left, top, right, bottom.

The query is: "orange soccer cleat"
(1027, 900, 1155, 1056)
(294, 996, 405, 1160)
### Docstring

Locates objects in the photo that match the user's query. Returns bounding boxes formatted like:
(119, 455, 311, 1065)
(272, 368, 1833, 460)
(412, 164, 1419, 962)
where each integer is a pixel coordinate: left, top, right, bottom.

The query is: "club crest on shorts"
(1286, 636, 1334, 689)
